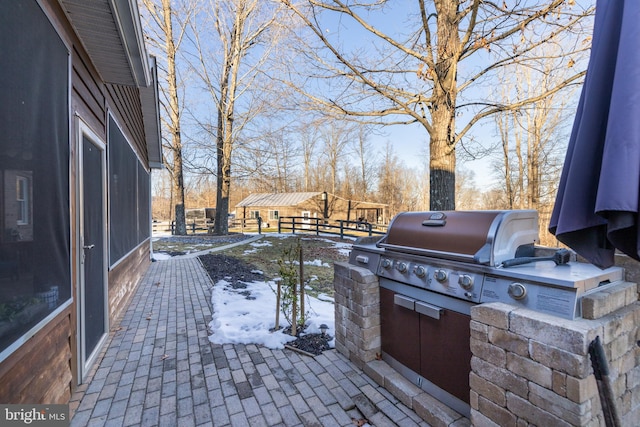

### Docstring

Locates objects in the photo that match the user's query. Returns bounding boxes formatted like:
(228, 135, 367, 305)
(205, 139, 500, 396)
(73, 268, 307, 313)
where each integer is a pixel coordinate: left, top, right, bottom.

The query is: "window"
(16, 176, 30, 225)
(249, 210, 260, 219)
(108, 116, 151, 266)
(268, 210, 279, 221)
(0, 1, 70, 357)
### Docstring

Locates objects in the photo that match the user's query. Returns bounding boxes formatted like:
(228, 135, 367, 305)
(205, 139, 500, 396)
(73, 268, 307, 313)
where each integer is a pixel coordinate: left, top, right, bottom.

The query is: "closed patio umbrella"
(549, 0, 640, 269)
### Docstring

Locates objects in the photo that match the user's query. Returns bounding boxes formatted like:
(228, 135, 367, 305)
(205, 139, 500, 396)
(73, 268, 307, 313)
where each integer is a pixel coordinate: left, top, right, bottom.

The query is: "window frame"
(16, 175, 30, 225)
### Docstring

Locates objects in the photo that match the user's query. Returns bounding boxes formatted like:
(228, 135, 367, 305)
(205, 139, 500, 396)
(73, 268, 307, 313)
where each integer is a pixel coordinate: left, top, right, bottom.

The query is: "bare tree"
(319, 122, 354, 194)
(492, 54, 576, 244)
(299, 120, 321, 192)
(377, 142, 406, 218)
(455, 167, 480, 210)
(495, 109, 521, 209)
(141, 0, 194, 234)
(185, 0, 281, 234)
(281, 0, 592, 210)
(151, 168, 172, 219)
(352, 127, 377, 200)
(247, 129, 300, 193)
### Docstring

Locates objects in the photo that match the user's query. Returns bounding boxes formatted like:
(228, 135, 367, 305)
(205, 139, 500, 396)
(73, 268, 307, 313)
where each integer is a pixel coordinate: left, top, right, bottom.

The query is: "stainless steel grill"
(349, 210, 624, 417)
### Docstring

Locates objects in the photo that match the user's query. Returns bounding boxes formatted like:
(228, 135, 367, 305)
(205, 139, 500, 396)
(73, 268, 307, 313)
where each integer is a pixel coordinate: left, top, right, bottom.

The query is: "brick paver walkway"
(70, 258, 428, 426)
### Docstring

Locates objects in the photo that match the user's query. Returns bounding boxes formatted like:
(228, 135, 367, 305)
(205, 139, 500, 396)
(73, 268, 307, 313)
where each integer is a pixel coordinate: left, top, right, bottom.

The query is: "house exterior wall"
(106, 84, 149, 165)
(0, 308, 74, 404)
(108, 241, 150, 323)
(239, 197, 325, 221)
(0, 0, 154, 404)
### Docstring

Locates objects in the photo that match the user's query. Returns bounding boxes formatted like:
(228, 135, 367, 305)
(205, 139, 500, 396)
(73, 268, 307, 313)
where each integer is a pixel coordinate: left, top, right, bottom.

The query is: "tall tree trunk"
(213, 1, 243, 235)
(213, 74, 231, 235)
(214, 131, 232, 235)
(163, 0, 187, 234)
(214, 86, 233, 235)
(429, 0, 459, 211)
(528, 122, 541, 210)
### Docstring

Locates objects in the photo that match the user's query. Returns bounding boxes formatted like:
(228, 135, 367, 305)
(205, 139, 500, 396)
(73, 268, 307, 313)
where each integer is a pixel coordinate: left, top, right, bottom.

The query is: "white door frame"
(76, 118, 109, 382)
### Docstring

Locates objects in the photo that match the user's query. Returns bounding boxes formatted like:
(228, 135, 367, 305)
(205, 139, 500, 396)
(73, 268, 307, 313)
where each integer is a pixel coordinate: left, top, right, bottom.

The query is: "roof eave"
(141, 57, 163, 168)
(109, 0, 150, 86)
(59, 0, 151, 87)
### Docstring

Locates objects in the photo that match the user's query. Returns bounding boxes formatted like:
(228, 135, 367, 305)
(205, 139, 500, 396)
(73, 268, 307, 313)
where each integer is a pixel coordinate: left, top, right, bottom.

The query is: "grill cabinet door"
(420, 309, 471, 404)
(380, 287, 421, 373)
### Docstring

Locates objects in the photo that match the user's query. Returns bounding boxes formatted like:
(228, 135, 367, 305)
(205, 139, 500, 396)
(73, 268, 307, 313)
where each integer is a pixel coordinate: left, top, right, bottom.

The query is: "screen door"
(79, 125, 107, 377)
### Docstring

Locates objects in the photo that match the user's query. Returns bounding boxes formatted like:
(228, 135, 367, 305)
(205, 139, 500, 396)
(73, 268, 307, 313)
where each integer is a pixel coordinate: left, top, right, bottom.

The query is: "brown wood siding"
(108, 240, 151, 323)
(0, 308, 73, 404)
(240, 197, 386, 223)
(106, 84, 149, 166)
(244, 207, 321, 221)
(72, 46, 106, 134)
(0, 0, 154, 405)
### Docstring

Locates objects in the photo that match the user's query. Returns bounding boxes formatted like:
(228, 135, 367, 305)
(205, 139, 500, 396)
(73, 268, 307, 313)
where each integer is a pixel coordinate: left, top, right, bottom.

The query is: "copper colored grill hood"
(378, 210, 539, 266)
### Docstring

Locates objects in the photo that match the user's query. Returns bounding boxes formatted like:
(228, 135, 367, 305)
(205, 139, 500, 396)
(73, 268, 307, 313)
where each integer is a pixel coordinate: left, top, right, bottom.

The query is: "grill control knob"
(414, 265, 426, 278)
(458, 274, 474, 290)
(433, 269, 448, 282)
(381, 259, 392, 269)
(508, 283, 527, 300)
(395, 262, 408, 273)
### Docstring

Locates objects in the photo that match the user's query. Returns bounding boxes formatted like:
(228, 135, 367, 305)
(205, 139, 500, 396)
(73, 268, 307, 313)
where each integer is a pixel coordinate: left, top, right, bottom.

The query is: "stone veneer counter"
(334, 261, 640, 426)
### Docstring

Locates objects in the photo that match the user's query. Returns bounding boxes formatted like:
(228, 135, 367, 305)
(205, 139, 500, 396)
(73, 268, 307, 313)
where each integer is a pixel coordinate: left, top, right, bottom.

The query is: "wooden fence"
(152, 217, 387, 239)
(229, 218, 263, 232)
(152, 218, 263, 235)
(152, 220, 213, 235)
(277, 216, 387, 239)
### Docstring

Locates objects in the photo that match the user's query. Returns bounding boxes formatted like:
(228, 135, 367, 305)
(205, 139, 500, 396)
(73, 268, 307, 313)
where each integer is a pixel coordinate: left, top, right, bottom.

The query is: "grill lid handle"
(500, 248, 571, 268)
(421, 212, 447, 227)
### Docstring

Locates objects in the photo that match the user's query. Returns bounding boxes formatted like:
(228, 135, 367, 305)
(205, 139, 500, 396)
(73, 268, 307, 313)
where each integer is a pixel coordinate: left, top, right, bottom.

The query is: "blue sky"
(308, 1, 591, 190)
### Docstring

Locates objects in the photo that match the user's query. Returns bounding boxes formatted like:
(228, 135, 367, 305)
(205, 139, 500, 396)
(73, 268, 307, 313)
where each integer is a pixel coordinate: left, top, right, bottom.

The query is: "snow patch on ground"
(208, 279, 335, 350)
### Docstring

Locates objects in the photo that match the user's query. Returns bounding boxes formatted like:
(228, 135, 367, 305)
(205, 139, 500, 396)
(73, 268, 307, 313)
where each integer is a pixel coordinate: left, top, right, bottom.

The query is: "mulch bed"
(285, 332, 332, 356)
(199, 253, 268, 285)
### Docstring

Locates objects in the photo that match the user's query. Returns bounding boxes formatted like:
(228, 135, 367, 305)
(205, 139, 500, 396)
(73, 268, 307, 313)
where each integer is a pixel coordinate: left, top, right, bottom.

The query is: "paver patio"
(70, 257, 429, 426)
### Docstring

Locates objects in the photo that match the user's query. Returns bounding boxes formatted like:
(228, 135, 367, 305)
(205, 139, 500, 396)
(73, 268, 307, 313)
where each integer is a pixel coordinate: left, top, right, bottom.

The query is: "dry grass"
(153, 234, 353, 297)
(221, 235, 352, 297)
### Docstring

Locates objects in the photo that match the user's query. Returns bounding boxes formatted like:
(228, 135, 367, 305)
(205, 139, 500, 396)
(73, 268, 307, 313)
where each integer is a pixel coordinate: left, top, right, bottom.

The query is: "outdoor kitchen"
(334, 210, 640, 426)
